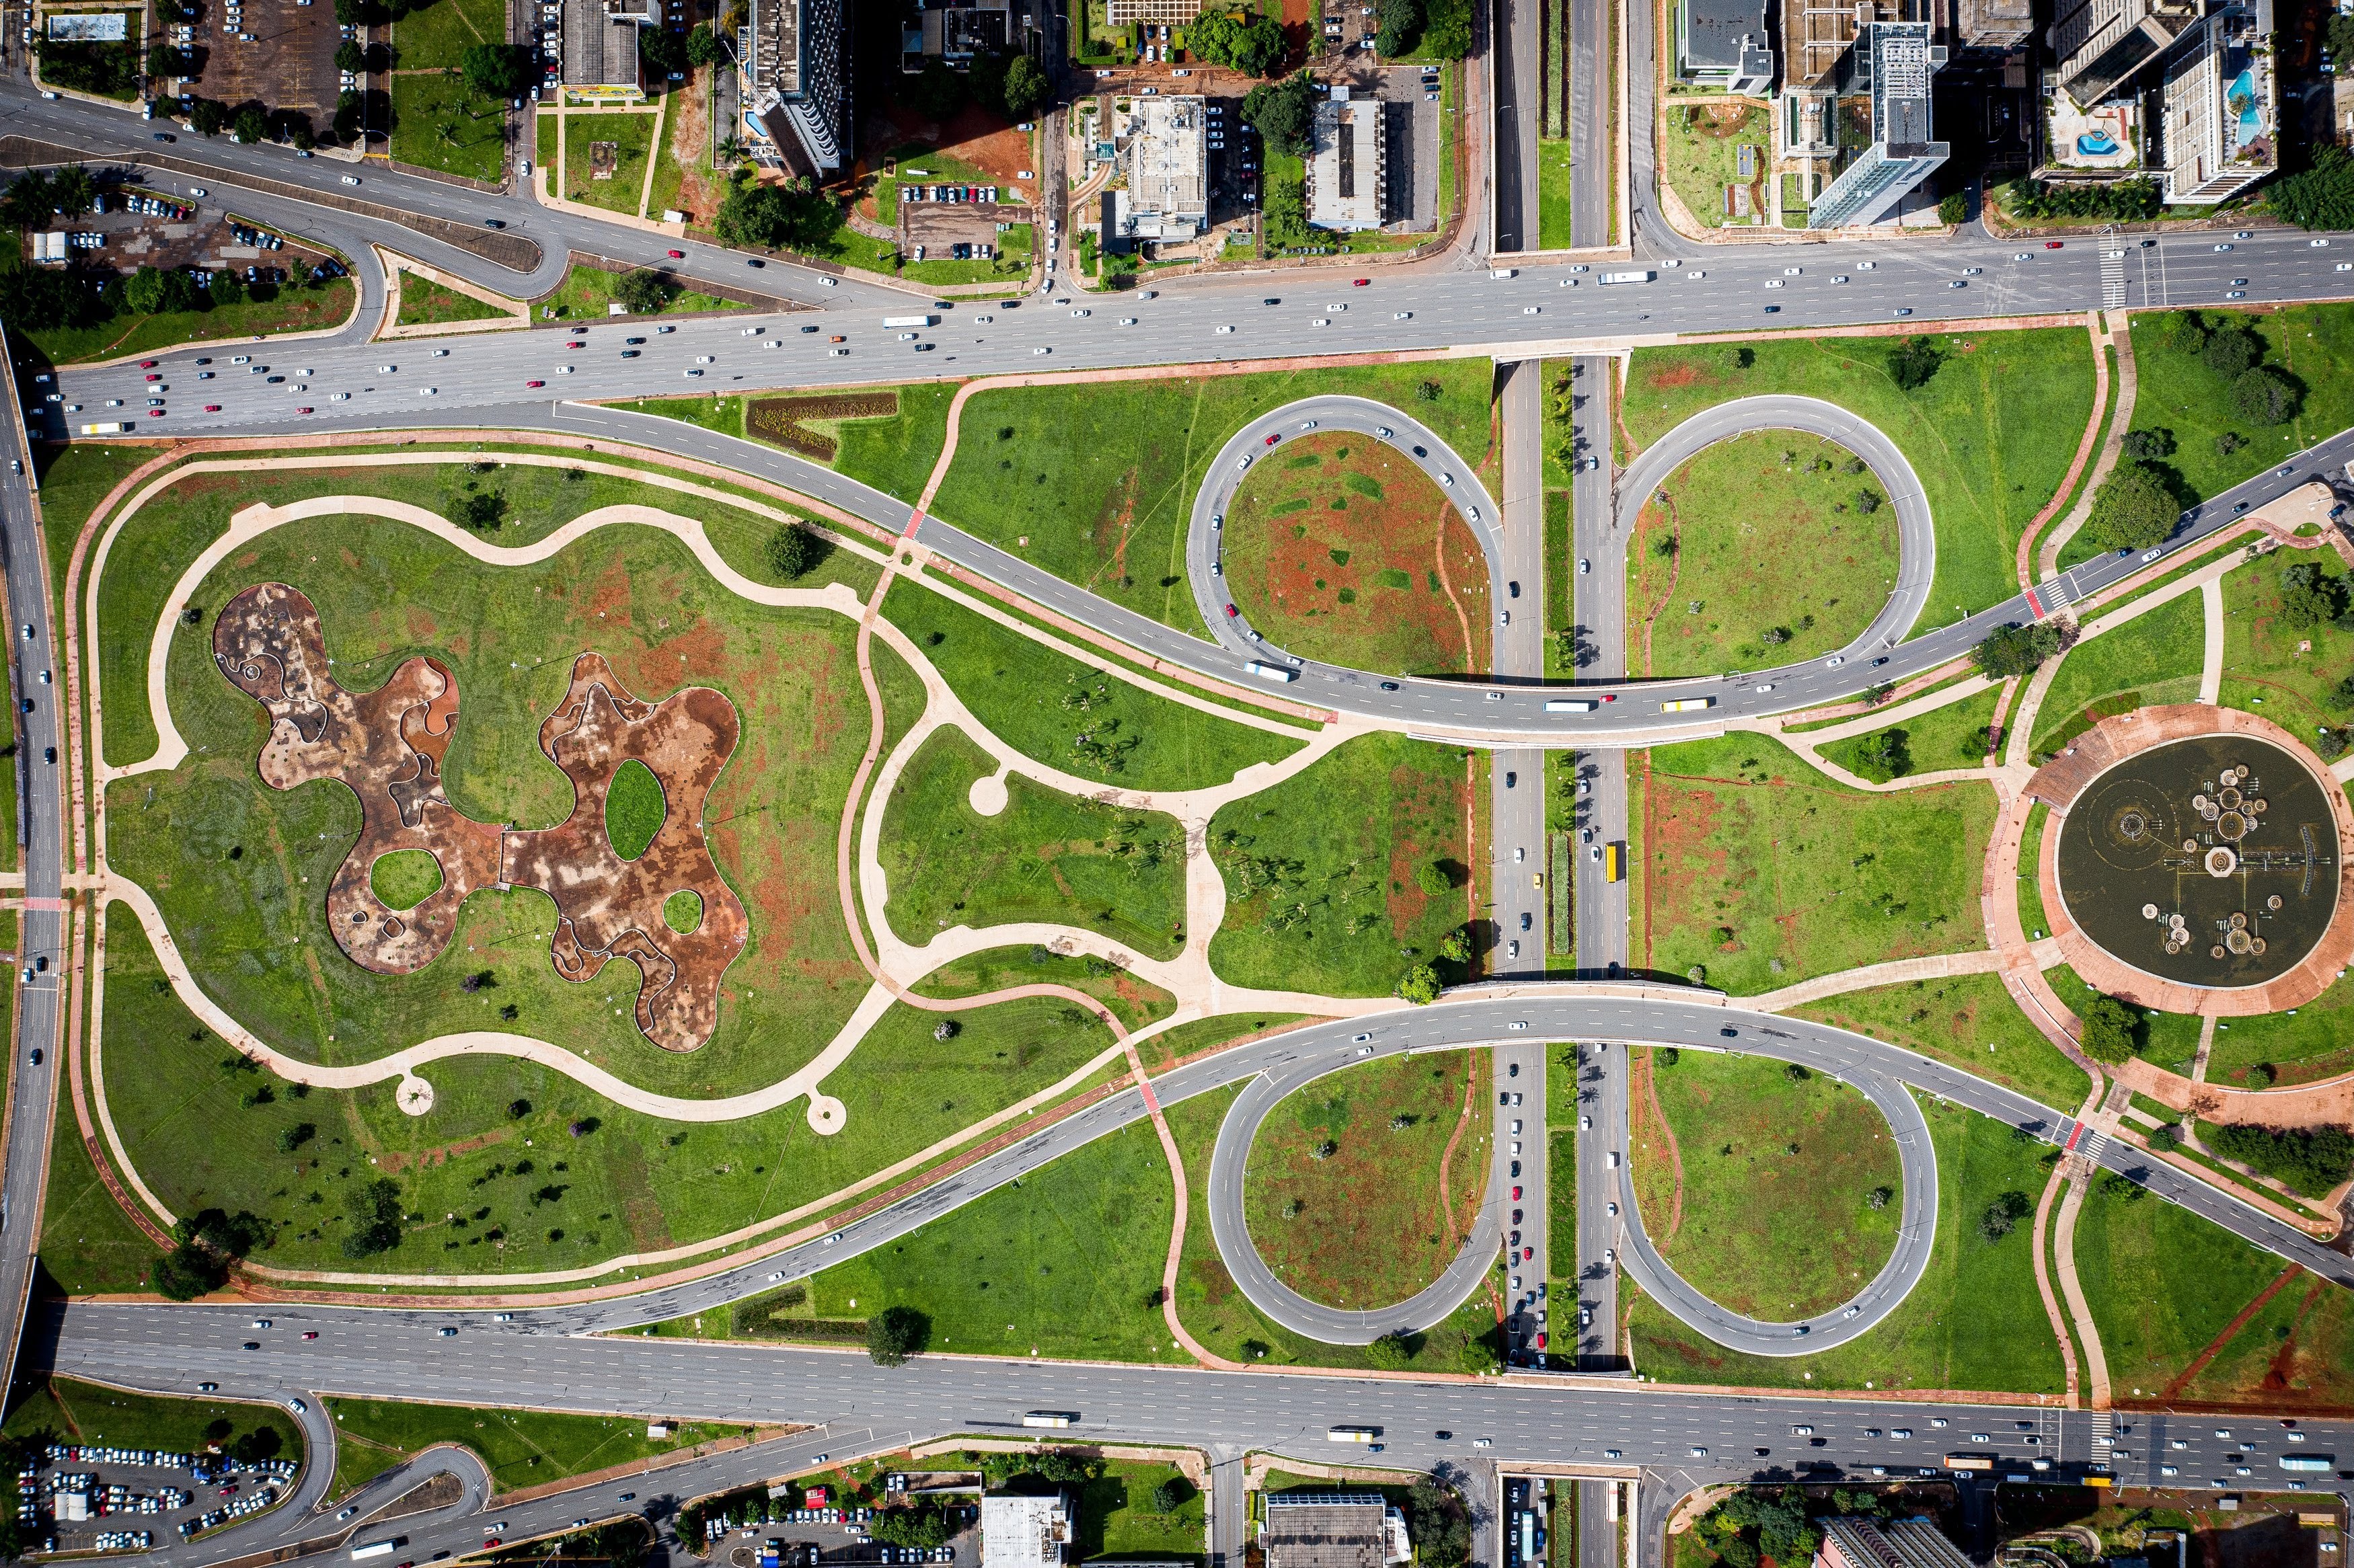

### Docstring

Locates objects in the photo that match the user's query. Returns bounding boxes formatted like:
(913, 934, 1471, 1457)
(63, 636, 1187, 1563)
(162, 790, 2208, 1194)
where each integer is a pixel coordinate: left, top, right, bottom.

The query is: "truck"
(1598, 271, 1655, 285)
(351, 1540, 405, 1561)
(1246, 661, 1299, 684)
(1544, 699, 1597, 713)
(1022, 1411, 1077, 1429)
(1660, 696, 1716, 714)
(880, 315, 939, 329)
(1327, 1427, 1381, 1444)
(80, 422, 135, 435)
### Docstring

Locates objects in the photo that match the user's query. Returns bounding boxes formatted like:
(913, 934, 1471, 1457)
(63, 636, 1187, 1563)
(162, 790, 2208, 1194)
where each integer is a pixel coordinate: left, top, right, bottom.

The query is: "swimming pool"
(2076, 131, 2120, 156)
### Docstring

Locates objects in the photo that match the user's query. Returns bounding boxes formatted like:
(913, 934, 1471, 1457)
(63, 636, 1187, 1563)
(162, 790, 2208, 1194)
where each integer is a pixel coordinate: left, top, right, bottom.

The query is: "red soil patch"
(214, 582, 750, 1053)
(2162, 1265, 2304, 1401)
(870, 101, 1035, 189)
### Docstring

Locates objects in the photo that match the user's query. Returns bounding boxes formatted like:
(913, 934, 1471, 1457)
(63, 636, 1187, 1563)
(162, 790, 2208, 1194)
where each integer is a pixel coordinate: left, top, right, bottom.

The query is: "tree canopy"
(1969, 619, 2070, 680)
(2081, 463, 2178, 553)
(866, 1304, 930, 1365)
(461, 41, 536, 97)
(1242, 73, 1318, 158)
(2078, 994, 2141, 1063)
(1192, 12, 1285, 75)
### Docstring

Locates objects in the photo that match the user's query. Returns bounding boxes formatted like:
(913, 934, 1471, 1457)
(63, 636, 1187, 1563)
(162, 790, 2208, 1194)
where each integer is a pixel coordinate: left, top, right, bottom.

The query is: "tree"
(1241, 73, 1318, 159)
(1192, 11, 1285, 75)
(1420, 0, 1474, 58)
(1937, 189, 1967, 225)
(2269, 145, 2354, 232)
(2201, 1122, 2354, 1195)
(1437, 927, 1472, 962)
(2200, 323, 2261, 377)
(147, 41, 182, 79)
(1151, 1479, 1187, 1513)
(871, 1508, 951, 1550)
(233, 103, 269, 144)
(1406, 1477, 1471, 1568)
(153, 1244, 228, 1300)
(684, 21, 722, 65)
(638, 22, 684, 77)
(766, 520, 819, 578)
(1970, 619, 2069, 680)
(2233, 364, 2300, 426)
(461, 41, 535, 98)
(2078, 994, 2140, 1063)
(336, 39, 365, 73)
(276, 1122, 316, 1153)
(2119, 426, 2174, 461)
(460, 491, 506, 531)
(191, 96, 228, 136)
(715, 171, 840, 252)
(1, 170, 54, 229)
(612, 266, 675, 313)
(1862, 726, 1911, 779)
(1396, 963, 1441, 1005)
(866, 1304, 930, 1366)
(2279, 562, 2349, 630)
(900, 56, 966, 118)
(340, 1177, 405, 1259)
(1375, 0, 1423, 54)
(210, 271, 246, 307)
(2082, 463, 2177, 553)
(1366, 1331, 1415, 1368)
(124, 264, 172, 316)
(1887, 336, 1942, 391)
(1002, 53, 1048, 120)
(2168, 311, 2209, 356)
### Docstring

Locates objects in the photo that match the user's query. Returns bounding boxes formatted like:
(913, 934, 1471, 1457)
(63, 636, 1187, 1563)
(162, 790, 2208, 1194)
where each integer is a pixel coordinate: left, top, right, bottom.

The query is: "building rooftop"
(1262, 1493, 1412, 1568)
(1685, 0, 1770, 71)
(1116, 93, 1208, 238)
(979, 1493, 1073, 1568)
(562, 0, 644, 90)
(1308, 97, 1386, 230)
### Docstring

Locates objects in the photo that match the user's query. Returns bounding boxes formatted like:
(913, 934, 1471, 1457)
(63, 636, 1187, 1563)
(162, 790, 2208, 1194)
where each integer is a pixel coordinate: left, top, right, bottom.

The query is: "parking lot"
(16, 1444, 299, 1554)
(28, 193, 339, 287)
(179, 0, 340, 128)
(701, 1493, 978, 1568)
(897, 186, 1032, 266)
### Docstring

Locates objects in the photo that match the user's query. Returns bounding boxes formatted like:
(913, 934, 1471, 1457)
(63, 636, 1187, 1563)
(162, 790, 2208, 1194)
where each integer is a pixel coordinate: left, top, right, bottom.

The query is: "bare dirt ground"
(214, 584, 750, 1053)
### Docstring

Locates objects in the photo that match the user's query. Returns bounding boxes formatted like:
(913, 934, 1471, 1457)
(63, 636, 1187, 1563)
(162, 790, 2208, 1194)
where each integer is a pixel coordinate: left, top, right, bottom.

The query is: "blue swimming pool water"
(2076, 132, 2120, 155)
(2228, 69, 2259, 140)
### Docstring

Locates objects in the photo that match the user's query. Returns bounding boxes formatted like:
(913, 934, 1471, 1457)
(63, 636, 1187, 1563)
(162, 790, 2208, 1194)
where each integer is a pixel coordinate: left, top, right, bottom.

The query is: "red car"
(667, 249, 685, 259)
(566, 340, 584, 349)
(1225, 604, 1239, 617)
(1534, 1332, 1548, 1349)
(139, 359, 157, 368)
(1601, 693, 1616, 703)
(296, 407, 312, 414)
(483, 1543, 501, 1551)
(302, 1331, 318, 1339)
(1522, 1247, 1533, 1261)
(1352, 277, 1369, 286)
(146, 408, 165, 417)
(2045, 240, 2065, 249)
(1510, 1185, 1521, 1201)
(145, 373, 161, 382)
(526, 379, 545, 388)
(204, 404, 221, 411)
(1264, 433, 1280, 446)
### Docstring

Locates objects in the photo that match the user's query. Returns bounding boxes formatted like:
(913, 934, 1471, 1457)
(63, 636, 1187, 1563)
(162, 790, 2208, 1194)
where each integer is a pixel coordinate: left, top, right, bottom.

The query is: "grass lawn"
(2203, 969, 2354, 1088)
(388, 0, 503, 70)
(396, 273, 508, 327)
(1222, 432, 1490, 676)
(1657, 100, 1770, 229)
(1633, 1048, 1901, 1320)
(2072, 1174, 2305, 1403)
(40, 948, 172, 1296)
(902, 224, 1036, 287)
(102, 905, 1126, 1280)
(1625, 1095, 2065, 1395)
(912, 945, 1176, 1031)
(1627, 430, 1900, 677)
(1817, 685, 2002, 783)
(1546, 1042, 1577, 1288)
(560, 110, 658, 214)
(2168, 1257, 2354, 1412)
(2045, 964, 2203, 1072)
(1624, 327, 2097, 630)
(617, 380, 956, 504)
(2217, 549, 2354, 745)
(2018, 801, 2052, 940)
(5, 1376, 301, 1461)
(98, 482, 893, 1097)
(878, 725, 1188, 960)
(1170, 1087, 1505, 1375)
(1632, 735, 1993, 993)
(803, 1118, 1188, 1364)
(2125, 304, 2354, 505)
(1205, 731, 1472, 998)
(542, 264, 744, 321)
(928, 361, 1497, 637)
(537, 110, 557, 173)
(1241, 1051, 1490, 1311)
(390, 71, 509, 184)
(880, 577, 1302, 792)
(32, 443, 153, 607)
(324, 1401, 746, 1499)
(1536, 138, 1577, 249)
(24, 278, 355, 366)
(2028, 592, 2205, 756)
(1077, 1458, 1207, 1563)
(1792, 973, 2095, 1111)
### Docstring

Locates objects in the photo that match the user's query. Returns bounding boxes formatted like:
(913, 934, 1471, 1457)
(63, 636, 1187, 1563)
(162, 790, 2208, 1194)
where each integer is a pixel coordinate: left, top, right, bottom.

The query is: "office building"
(1815, 1518, 1976, 1568)
(1678, 0, 1776, 93)
(1809, 20, 1948, 227)
(744, 0, 852, 178)
(561, 0, 648, 93)
(2049, 0, 2200, 108)
(979, 1493, 1073, 1568)
(1112, 93, 1209, 241)
(2154, 3, 2273, 202)
(1106, 0, 1201, 22)
(1950, 0, 2034, 51)
(1262, 1493, 1414, 1568)
(1308, 89, 1388, 230)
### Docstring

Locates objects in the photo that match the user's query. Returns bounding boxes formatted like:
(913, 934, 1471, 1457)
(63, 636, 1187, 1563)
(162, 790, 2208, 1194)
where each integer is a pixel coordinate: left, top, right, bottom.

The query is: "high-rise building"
(2049, 0, 2200, 108)
(2154, 4, 2273, 202)
(1815, 1518, 1977, 1568)
(1950, 0, 2034, 52)
(1809, 20, 1948, 227)
(745, 0, 851, 178)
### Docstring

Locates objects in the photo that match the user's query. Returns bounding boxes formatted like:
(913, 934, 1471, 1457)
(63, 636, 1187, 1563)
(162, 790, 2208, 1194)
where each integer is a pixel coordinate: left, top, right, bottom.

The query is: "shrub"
(2200, 325, 2262, 377)
(2201, 1122, 2354, 1196)
(1971, 620, 2072, 680)
(1396, 963, 1442, 1005)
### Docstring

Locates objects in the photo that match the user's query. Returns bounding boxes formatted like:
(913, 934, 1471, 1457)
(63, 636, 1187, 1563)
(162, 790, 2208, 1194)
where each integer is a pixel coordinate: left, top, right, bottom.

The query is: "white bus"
(1598, 271, 1655, 286)
(880, 315, 939, 329)
(1022, 1411, 1078, 1429)
(1661, 696, 1716, 713)
(80, 421, 134, 434)
(351, 1542, 399, 1561)
(2279, 1454, 2333, 1473)
(1246, 661, 1299, 684)
(1327, 1426, 1380, 1444)
(1544, 699, 1597, 713)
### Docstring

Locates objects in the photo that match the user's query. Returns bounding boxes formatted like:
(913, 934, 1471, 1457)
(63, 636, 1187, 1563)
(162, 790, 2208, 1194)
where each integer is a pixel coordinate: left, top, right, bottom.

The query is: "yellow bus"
(1661, 697, 1716, 714)
(1603, 844, 1624, 884)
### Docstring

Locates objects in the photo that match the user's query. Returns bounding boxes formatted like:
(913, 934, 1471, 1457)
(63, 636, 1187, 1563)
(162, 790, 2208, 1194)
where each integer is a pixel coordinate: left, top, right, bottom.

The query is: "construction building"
(1105, 0, 1201, 22)
(1677, 0, 1775, 94)
(1807, 19, 1949, 227)
(743, 0, 852, 178)
(1815, 1518, 1976, 1568)
(1112, 93, 1209, 243)
(1307, 88, 1389, 231)
(979, 1493, 1073, 1568)
(1261, 1493, 1414, 1568)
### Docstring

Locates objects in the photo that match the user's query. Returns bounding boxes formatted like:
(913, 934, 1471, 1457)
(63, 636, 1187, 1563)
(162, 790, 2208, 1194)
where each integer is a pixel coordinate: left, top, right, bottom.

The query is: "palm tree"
(52, 164, 98, 219)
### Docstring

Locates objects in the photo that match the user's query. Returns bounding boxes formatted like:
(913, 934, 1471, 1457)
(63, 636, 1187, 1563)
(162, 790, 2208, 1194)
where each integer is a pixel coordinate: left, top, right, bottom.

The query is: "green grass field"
(1792, 973, 2094, 1111)
(927, 361, 1498, 637)
(390, 71, 508, 183)
(100, 906, 1125, 1280)
(880, 578, 1302, 792)
(1818, 686, 2002, 783)
(1623, 328, 2096, 630)
(2217, 550, 2354, 744)
(560, 110, 656, 214)
(2203, 970, 2354, 1087)
(1633, 736, 1993, 993)
(901, 224, 1036, 287)
(2018, 801, 2052, 940)
(1205, 731, 1473, 997)
(1536, 139, 1577, 249)
(395, 273, 507, 327)
(1657, 100, 1771, 229)
(2028, 592, 2205, 756)
(388, 0, 502, 69)
(5, 1377, 301, 1460)
(1546, 1042, 1577, 1288)
(541, 264, 743, 321)
(22, 276, 356, 366)
(2045, 964, 2203, 1072)
(1627, 431, 1900, 677)
(878, 725, 1188, 960)
(1241, 1051, 1490, 1311)
(619, 381, 957, 504)
(1634, 1048, 1901, 1319)
(1625, 1096, 2065, 1395)
(913, 945, 1177, 1031)
(2166, 1251, 2354, 1412)
(325, 1401, 747, 1499)
(2125, 304, 2354, 504)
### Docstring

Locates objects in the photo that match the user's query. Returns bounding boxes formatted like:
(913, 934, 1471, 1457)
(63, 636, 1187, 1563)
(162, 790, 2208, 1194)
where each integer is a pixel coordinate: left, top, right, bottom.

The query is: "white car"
(2312, 238, 2332, 247)
(695, 354, 714, 362)
(1120, 317, 1137, 325)
(1217, 324, 1235, 334)
(2014, 251, 2033, 260)
(2214, 243, 2234, 251)
(1523, 305, 1540, 314)
(1034, 346, 1051, 354)
(1312, 317, 1330, 327)
(341, 174, 361, 185)
(1832, 274, 1850, 284)
(419, 386, 437, 395)
(1963, 266, 1983, 275)
(331, 391, 350, 401)
(1782, 266, 1802, 276)
(1825, 654, 1845, 668)
(377, 364, 395, 373)
(1071, 307, 1090, 317)
(1394, 310, 1412, 319)
(1439, 473, 1454, 486)
(1764, 279, 1784, 288)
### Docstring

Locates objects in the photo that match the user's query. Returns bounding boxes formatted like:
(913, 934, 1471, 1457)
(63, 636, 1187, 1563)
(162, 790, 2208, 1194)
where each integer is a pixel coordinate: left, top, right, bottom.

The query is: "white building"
(743, 0, 852, 177)
(1114, 94, 1209, 242)
(1308, 90, 1388, 231)
(980, 1493, 1073, 1568)
(2154, 5, 2272, 203)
